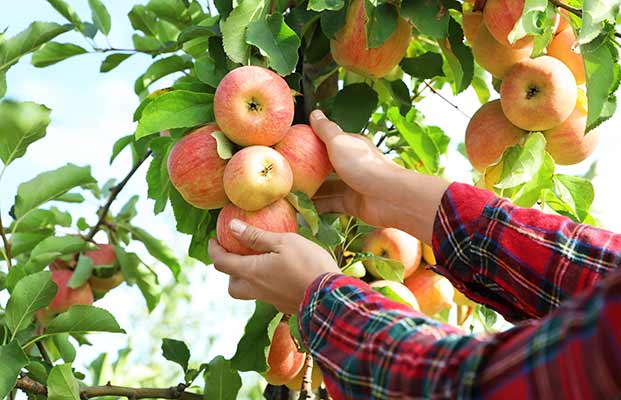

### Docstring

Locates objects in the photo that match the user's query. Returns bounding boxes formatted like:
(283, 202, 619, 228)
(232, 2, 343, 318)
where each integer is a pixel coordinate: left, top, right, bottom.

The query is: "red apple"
(274, 124, 333, 198)
(216, 199, 298, 255)
(362, 228, 422, 279)
(483, 0, 533, 48)
(167, 124, 229, 210)
(85, 244, 124, 294)
(471, 23, 533, 78)
(404, 268, 454, 316)
(500, 56, 577, 131)
(463, 10, 484, 43)
(48, 269, 94, 314)
(214, 66, 294, 146)
(223, 146, 293, 211)
(465, 100, 526, 172)
(547, 27, 585, 85)
(264, 322, 305, 386)
(330, 0, 411, 79)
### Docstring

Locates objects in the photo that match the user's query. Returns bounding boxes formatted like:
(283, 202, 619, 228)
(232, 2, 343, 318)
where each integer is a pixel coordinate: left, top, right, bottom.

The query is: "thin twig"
(86, 151, 151, 241)
(423, 81, 471, 119)
(298, 353, 314, 400)
(36, 342, 53, 365)
(548, 0, 581, 17)
(0, 213, 11, 268)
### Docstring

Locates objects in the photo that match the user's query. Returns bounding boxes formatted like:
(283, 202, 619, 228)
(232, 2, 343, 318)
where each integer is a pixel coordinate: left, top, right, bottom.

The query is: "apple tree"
(0, 0, 620, 398)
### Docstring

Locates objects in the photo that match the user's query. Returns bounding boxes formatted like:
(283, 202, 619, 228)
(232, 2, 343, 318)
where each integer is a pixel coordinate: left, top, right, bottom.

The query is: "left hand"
(208, 219, 341, 314)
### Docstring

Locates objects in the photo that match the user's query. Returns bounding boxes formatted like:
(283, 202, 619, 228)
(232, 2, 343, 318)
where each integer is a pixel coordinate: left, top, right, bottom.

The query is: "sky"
(2, 0, 621, 392)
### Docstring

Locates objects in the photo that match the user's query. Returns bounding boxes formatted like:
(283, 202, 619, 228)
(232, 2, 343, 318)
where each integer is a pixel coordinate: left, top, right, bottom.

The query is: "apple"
(556, 8, 571, 34)
(500, 56, 577, 131)
(369, 280, 421, 310)
(362, 228, 422, 279)
(454, 289, 477, 307)
(544, 91, 599, 165)
(330, 0, 411, 79)
(285, 361, 324, 391)
(216, 199, 298, 256)
(48, 269, 94, 314)
(167, 124, 229, 210)
(465, 100, 525, 172)
(547, 28, 585, 85)
(223, 146, 293, 211)
(264, 322, 305, 386)
(422, 243, 436, 265)
(214, 66, 294, 147)
(404, 268, 455, 316)
(471, 23, 533, 78)
(462, 10, 484, 43)
(50, 256, 76, 270)
(85, 244, 124, 295)
(274, 124, 333, 197)
(483, 0, 533, 48)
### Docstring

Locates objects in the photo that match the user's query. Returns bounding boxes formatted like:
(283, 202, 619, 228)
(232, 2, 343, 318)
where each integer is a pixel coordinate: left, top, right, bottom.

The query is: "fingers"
(208, 239, 250, 278)
(229, 219, 281, 253)
(228, 277, 258, 300)
(310, 109, 344, 145)
(313, 180, 348, 214)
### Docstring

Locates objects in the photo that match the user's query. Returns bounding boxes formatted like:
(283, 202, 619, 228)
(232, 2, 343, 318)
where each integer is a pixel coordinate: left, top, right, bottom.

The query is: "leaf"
(439, 17, 474, 94)
(135, 55, 192, 94)
(361, 253, 404, 282)
(0, 341, 29, 399)
(88, 0, 111, 35)
(316, 215, 345, 248)
(11, 230, 54, 256)
(47, 364, 80, 400)
(246, 13, 301, 75)
(46, 305, 125, 335)
(129, 225, 181, 279)
(342, 260, 366, 278)
(67, 255, 94, 289)
(100, 53, 133, 73)
(0, 100, 51, 166)
(215, 0, 234, 19)
(147, 0, 191, 28)
(286, 191, 319, 235)
(578, 0, 619, 45)
(231, 301, 281, 372)
(6, 271, 56, 335)
(195, 55, 227, 88)
(308, 0, 344, 12)
(116, 247, 161, 312)
(46, 0, 83, 31)
(146, 136, 174, 214)
(0, 22, 70, 73)
(31, 42, 87, 67)
(170, 189, 211, 234)
(331, 83, 378, 132)
(188, 211, 217, 265)
(582, 38, 620, 131)
(400, 52, 444, 80)
(400, 0, 448, 38)
(135, 90, 214, 139)
(25, 236, 90, 274)
(54, 193, 84, 203)
(221, 0, 267, 63)
(0, 72, 6, 98)
(110, 134, 134, 164)
(319, 0, 349, 39)
(161, 338, 191, 372)
(14, 164, 96, 219)
(495, 132, 547, 189)
(53, 334, 76, 363)
(366, 2, 397, 49)
(204, 356, 242, 400)
(211, 131, 235, 160)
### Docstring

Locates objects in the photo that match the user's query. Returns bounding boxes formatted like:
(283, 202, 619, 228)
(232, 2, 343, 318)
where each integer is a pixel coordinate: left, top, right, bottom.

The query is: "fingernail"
(311, 109, 326, 120)
(230, 219, 247, 235)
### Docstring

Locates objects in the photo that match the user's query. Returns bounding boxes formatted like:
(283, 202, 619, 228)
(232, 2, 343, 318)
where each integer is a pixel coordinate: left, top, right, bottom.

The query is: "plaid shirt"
(298, 183, 621, 399)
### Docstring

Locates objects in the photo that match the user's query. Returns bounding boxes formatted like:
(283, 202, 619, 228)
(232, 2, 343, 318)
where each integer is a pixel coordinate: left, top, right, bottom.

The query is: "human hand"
(208, 219, 340, 314)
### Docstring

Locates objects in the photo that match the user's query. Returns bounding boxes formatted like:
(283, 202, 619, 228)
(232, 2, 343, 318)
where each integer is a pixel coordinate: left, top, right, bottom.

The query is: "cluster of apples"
(464, 0, 599, 176)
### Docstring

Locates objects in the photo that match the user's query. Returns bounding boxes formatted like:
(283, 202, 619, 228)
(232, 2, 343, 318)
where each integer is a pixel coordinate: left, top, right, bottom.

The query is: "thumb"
(310, 109, 343, 145)
(229, 219, 280, 253)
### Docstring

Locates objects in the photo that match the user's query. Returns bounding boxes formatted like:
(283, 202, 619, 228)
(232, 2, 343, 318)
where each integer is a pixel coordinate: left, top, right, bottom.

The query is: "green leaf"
(25, 236, 90, 274)
(578, 0, 619, 45)
(210, 131, 235, 160)
(6, 271, 56, 335)
(46, 0, 84, 31)
(146, 136, 174, 214)
(88, 0, 111, 35)
(54, 193, 84, 203)
(170, 189, 211, 234)
(116, 247, 161, 312)
(583, 38, 620, 131)
(246, 13, 301, 75)
(507, 153, 555, 208)
(0, 100, 51, 166)
(11, 230, 54, 256)
(31, 42, 87, 67)
(67, 255, 94, 289)
(195, 55, 227, 88)
(0, 341, 29, 399)
(135, 90, 214, 139)
(400, 52, 444, 80)
(440, 17, 474, 94)
(366, 2, 397, 49)
(53, 333, 76, 363)
(129, 225, 181, 279)
(341, 260, 366, 278)
(231, 301, 281, 372)
(401, 0, 448, 38)
(204, 356, 242, 400)
(46, 305, 125, 335)
(14, 164, 96, 219)
(100, 53, 133, 73)
(288, 315, 306, 352)
(221, 0, 267, 63)
(110, 134, 134, 164)
(495, 132, 547, 189)
(0, 22, 70, 73)
(319, 0, 349, 39)
(286, 191, 319, 235)
(188, 211, 216, 264)
(26, 361, 49, 384)
(331, 83, 378, 132)
(147, 0, 191, 28)
(215, 0, 234, 19)
(47, 364, 80, 400)
(316, 215, 345, 248)
(135, 55, 192, 94)
(308, 0, 344, 12)
(0, 72, 6, 98)
(161, 338, 191, 371)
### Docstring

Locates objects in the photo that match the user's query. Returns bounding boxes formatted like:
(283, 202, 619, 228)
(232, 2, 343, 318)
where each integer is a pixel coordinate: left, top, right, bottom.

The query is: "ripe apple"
(422, 243, 436, 265)
(404, 268, 455, 316)
(285, 361, 324, 391)
(483, 0, 533, 48)
(547, 28, 585, 85)
(223, 146, 293, 211)
(369, 280, 421, 310)
(48, 269, 94, 314)
(330, 0, 411, 79)
(167, 124, 229, 210)
(465, 100, 525, 172)
(471, 23, 533, 78)
(214, 66, 294, 147)
(274, 124, 333, 198)
(216, 199, 298, 256)
(544, 92, 599, 165)
(85, 244, 124, 295)
(264, 322, 305, 386)
(362, 228, 422, 279)
(500, 56, 577, 131)
(462, 10, 484, 43)
(555, 8, 570, 34)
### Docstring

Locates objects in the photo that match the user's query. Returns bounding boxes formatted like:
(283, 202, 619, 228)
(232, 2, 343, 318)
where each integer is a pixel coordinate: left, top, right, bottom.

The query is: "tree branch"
(298, 353, 313, 400)
(423, 81, 471, 119)
(86, 151, 152, 241)
(0, 212, 12, 268)
(36, 342, 53, 365)
(548, 0, 582, 17)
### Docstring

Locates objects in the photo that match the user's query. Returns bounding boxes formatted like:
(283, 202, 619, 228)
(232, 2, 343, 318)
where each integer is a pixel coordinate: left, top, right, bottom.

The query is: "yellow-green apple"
(500, 56, 577, 131)
(471, 23, 533, 78)
(48, 269, 94, 313)
(264, 322, 305, 386)
(422, 243, 436, 265)
(465, 100, 525, 172)
(330, 0, 411, 79)
(223, 146, 293, 211)
(404, 268, 455, 316)
(544, 92, 599, 165)
(369, 280, 421, 310)
(216, 199, 298, 255)
(167, 124, 229, 210)
(85, 244, 124, 295)
(286, 361, 324, 391)
(483, 0, 533, 48)
(547, 28, 585, 84)
(214, 66, 294, 146)
(362, 228, 422, 279)
(274, 124, 333, 197)
(454, 289, 477, 307)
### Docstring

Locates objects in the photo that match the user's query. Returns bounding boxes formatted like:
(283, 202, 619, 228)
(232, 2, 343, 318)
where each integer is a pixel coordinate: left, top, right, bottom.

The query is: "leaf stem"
(0, 212, 12, 268)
